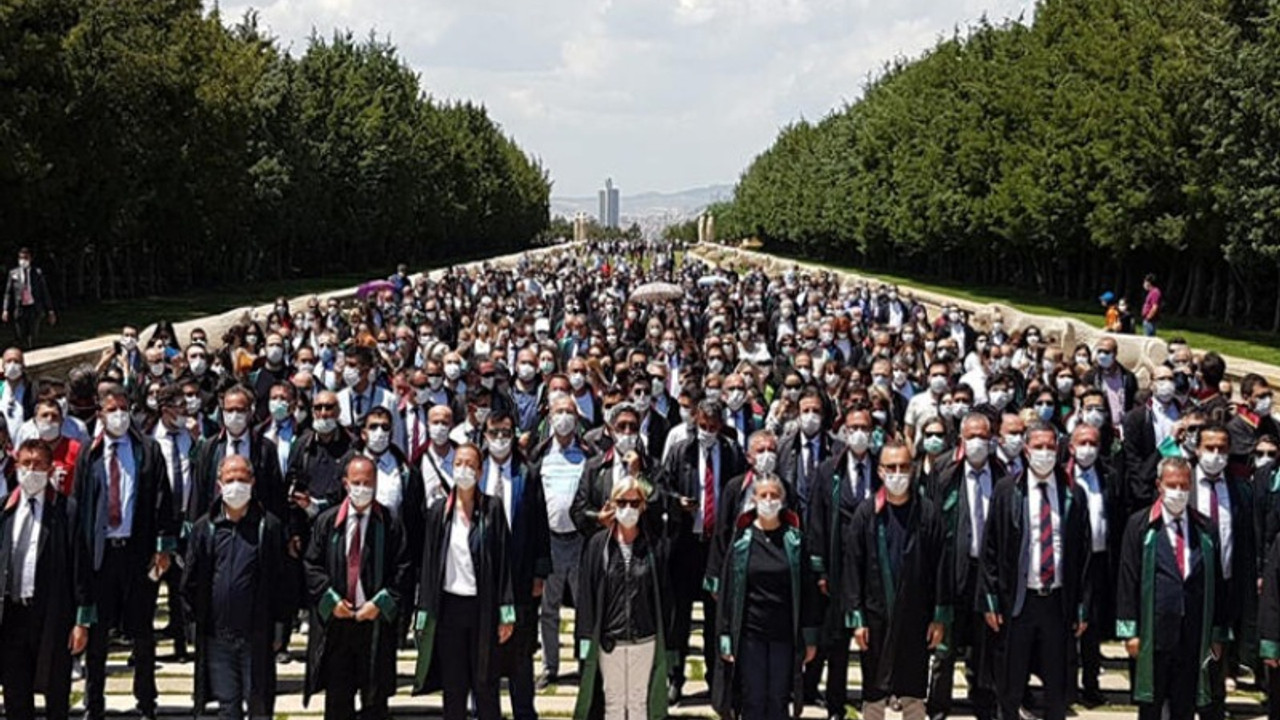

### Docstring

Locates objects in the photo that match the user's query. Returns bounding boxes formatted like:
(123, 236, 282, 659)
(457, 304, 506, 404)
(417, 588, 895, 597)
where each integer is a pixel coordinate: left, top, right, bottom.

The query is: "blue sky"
(221, 0, 1035, 196)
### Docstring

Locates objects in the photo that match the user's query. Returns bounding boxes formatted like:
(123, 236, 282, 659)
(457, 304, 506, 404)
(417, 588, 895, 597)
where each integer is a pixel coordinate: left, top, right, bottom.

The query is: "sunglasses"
(313, 403, 338, 411)
(486, 429, 514, 439)
(615, 499, 643, 509)
(366, 423, 391, 432)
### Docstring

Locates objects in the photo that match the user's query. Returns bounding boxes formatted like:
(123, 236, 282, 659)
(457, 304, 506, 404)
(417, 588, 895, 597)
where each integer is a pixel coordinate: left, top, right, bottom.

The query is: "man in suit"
(777, 387, 836, 518)
(150, 384, 196, 661)
(73, 383, 177, 720)
(1068, 423, 1121, 707)
(926, 412, 1004, 720)
(1, 248, 55, 348)
(1084, 337, 1139, 430)
(806, 404, 878, 720)
(980, 420, 1091, 720)
(336, 347, 400, 438)
(661, 397, 745, 704)
(481, 409, 551, 720)
(0, 346, 36, 438)
(1228, 374, 1279, 474)
(0, 440, 84, 720)
(188, 385, 286, 524)
(1123, 365, 1184, 513)
(1117, 456, 1227, 720)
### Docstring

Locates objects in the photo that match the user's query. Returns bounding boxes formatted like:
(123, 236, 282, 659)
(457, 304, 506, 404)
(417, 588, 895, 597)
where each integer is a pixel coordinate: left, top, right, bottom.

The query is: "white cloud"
(219, 0, 1034, 196)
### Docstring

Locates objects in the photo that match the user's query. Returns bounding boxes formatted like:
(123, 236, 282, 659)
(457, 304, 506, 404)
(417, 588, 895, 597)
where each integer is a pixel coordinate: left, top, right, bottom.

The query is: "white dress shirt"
(104, 438, 137, 539)
(485, 457, 515, 530)
(345, 511, 369, 605)
(1027, 474, 1063, 590)
(420, 445, 455, 508)
(369, 451, 404, 517)
(444, 510, 478, 596)
(155, 424, 193, 513)
(1075, 464, 1107, 553)
(1196, 469, 1233, 579)
(10, 493, 43, 599)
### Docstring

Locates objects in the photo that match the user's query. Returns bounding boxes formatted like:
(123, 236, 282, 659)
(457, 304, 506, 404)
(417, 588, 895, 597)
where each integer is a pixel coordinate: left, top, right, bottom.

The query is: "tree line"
(0, 0, 550, 305)
(709, 0, 1280, 332)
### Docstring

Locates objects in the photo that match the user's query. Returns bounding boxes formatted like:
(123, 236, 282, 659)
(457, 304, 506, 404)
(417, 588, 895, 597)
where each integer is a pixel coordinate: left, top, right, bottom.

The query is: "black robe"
(806, 448, 878, 643)
(843, 490, 949, 699)
(182, 503, 290, 713)
(0, 487, 79, 696)
(302, 499, 412, 704)
(411, 490, 515, 695)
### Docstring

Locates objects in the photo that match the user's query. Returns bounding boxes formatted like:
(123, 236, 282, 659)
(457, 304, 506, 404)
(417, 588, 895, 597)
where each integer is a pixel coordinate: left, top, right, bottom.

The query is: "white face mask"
(517, 363, 537, 382)
(845, 429, 870, 454)
(756, 498, 783, 521)
(149, 362, 166, 377)
(1028, 448, 1057, 477)
(185, 395, 203, 416)
(798, 411, 822, 437)
(36, 419, 60, 442)
(965, 436, 990, 466)
(365, 428, 390, 454)
(444, 363, 461, 381)
(615, 506, 640, 528)
(551, 411, 577, 437)
(18, 468, 48, 498)
(679, 408, 694, 427)
(104, 409, 131, 437)
(266, 346, 285, 364)
(348, 484, 375, 509)
(1000, 434, 1024, 457)
(1257, 396, 1274, 417)
(1162, 488, 1189, 517)
(1074, 445, 1099, 468)
(221, 481, 253, 510)
(883, 471, 911, 497)
(223, 410, 248, 437)
(487, 436, 512, 458)
(697, 428, 717, 449)
(613, 432, 639, 455)
(429, 422, 451, 445)
(726, 389, 747, 410)
(342, 366, 362, 387)
(988, 390, 1011, 409)
(313, 416, 338, 435)
(269, 399, 291, 422)
(754, 450, 778, 475)
(5, 362, 22, 381)
(1199, 450, 1227, 477)
(452, 465, 478, 491)
(569, 372, 586, 390)
(1154, 380, 1176, 403)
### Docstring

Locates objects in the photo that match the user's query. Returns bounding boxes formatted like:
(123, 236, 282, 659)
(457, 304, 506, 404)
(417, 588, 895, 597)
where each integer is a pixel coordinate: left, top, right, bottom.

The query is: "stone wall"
(691, 243, 1280, 391)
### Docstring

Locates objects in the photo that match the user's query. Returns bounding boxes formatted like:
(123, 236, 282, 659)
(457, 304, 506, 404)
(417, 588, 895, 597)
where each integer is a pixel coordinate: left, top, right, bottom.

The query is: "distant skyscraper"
(598, 178, 620, 229)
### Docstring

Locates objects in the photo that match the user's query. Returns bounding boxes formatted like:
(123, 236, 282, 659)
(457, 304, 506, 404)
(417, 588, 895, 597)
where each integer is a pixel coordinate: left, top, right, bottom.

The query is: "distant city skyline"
(598, 178, 620, 229)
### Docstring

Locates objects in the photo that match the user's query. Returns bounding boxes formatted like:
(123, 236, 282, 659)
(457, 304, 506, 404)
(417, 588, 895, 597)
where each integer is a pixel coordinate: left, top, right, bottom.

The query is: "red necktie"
(410, 410, 422, 460)
(1208, 481, 1220, 528)
(1174, 517, 1187, 578)
(1038, 484, 1054, 588)
(346, 514, 363, 605)
(108, 442, 122, 528)
(703, 449, 716, 536)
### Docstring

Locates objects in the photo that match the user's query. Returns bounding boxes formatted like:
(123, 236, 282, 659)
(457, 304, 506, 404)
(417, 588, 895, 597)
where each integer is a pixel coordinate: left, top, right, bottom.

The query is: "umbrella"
(698, 275, 731, 288)
(357, 279, 396, 298)
(630, 281, 683, 304)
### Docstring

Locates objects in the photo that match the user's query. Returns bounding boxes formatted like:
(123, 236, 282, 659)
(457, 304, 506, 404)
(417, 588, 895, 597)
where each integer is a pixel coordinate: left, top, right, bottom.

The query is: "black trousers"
(1267, 664, 1280, 720)
(670, 536, 715, 688)
(496, 602, 539, 720)
(2, 600, 71, 720)
(12, 310, 39, 348)
(85, 544, 158, 718)
(740, 636, 794, 720)
(438, 593, 502, 720)
(1069, 553, 1110, 697)
(160, 561, 187, 656)
(323, 620, 385, 720)
(1139, 649, 1201, 720)
(803, 628, 850, 715)
(999, 592, 1068, 720)
(928, 560, 996, 720)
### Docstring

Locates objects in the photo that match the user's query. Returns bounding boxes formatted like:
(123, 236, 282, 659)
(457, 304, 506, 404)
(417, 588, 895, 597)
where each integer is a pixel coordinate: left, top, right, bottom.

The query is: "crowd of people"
(1, 239, 1280, 720)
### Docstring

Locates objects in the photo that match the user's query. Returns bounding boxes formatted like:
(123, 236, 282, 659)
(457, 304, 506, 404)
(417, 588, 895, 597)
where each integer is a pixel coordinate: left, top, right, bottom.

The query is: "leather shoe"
(536, 671, 555, 692)
(667, 681, 683, 706)
(1080, 691, 1107, 709)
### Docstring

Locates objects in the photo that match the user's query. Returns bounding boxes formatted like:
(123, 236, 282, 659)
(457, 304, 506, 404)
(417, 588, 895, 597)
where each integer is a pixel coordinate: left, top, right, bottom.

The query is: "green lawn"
(736, 251, 1280, 367)
(34, 271, 375, 349)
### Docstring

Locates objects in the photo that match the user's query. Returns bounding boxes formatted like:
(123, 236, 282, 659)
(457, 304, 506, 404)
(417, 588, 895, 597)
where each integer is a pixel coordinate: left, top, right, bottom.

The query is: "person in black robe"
(1258, 507, 1280, 720)
(411, 443, 516, 720)
(843, 441, 948, 720)
(0, 440, 83, 720)
(303, 455, 412, 720)
(979, 420, 1091, 720)
(1117, 455, 1227, 720)
(182, 454, 291, 720)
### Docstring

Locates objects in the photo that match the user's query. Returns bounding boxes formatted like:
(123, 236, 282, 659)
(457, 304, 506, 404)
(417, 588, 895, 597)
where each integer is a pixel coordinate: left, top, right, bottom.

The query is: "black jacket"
(188, 431, 285, 524)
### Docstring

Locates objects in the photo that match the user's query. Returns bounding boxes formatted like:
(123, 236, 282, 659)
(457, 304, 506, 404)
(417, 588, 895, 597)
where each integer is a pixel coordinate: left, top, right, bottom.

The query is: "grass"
(33, 272, 376, 349)
(726, 249, 1280, 367)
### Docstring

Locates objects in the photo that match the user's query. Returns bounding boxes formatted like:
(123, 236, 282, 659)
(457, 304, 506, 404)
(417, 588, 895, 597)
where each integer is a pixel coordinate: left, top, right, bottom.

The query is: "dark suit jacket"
(3, 265, 53, 316)
(1122, 404, 1161, 515)
(777, 427, 837, 516)
(660, 435, 746, 543)
(188, 431, 285, 524)
(483, 452, 550, 605)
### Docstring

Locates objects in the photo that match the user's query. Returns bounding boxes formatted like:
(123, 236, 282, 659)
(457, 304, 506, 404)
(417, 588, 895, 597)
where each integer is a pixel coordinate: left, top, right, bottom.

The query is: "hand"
(854, 627, 870, 651)
(679, 496, 696, 511)
(292, 492, 312, 510)
(927, 622, 945, 649)
(598, 506, 616, 527)
(533, 578, 545, 598)
(1211, 642, 1223, 661)
(498, 623, 514, 644)
(69, 625, 88, 655)
(804, 645, 817, 665)
(332, 601, 356, 620)
(1125, 638, 1140, 658)
(100, 347, 116, 363)
(818, 579, 829, 596)
(1268, 659, 1279, 668)
(1074, 621, 1088, 638)
(47, 311, 56, 326)
(720, 652, 735, 663)
(153, 553, 171, 576)
(273, 640, 283, 652)
(355, 602, 381, 622)
(2, 311, 9, 323)
(984, 612, 1003, 633)
(288, 536, 303, 559)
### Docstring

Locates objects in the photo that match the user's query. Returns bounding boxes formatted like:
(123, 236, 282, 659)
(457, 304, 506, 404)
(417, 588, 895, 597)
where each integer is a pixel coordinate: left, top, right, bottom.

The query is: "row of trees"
(0, 0, 550, 304)
(711, 0, 1280, 331)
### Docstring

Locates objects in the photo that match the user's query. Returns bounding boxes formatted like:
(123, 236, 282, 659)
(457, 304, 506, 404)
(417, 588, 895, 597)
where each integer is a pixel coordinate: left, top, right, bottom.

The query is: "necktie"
(703, 448, 716, 536)
(7, 498, 35, 599)
(169, 434, 185, 514)
(971, 470, 985, 540)
(1039, 483, 1055, 588)
(108, 442, 122, 529)
(346, 514, 363, 605)
(855, 461, 867, 501)
(1174, 517, 1187, 578)
(1207, 480, 1220, 528)
(354, 394, 364, 419)
(804, 440, 818, 491)
(410, 410, 422, 460)
(233, 438, 243, 457)
(20, 269, 32, 305)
